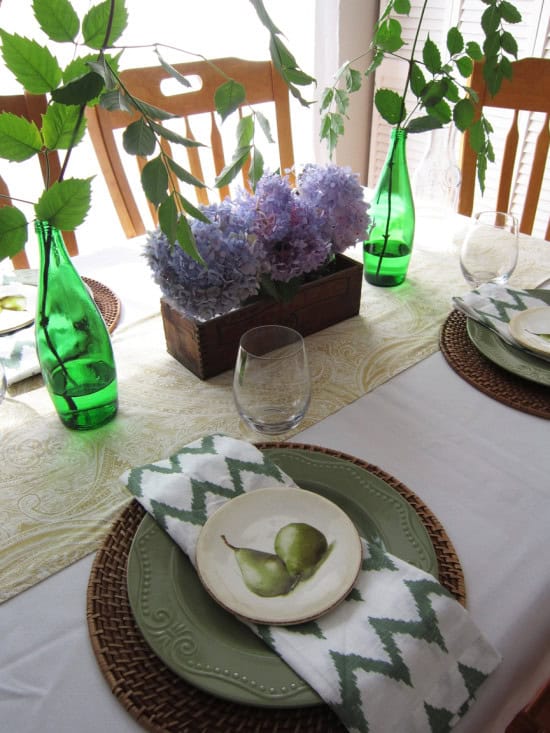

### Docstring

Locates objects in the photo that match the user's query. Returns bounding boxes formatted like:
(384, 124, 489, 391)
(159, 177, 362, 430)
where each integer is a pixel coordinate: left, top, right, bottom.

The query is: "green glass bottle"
(35, 220, 118, 430)
(364, 128, 415, 287)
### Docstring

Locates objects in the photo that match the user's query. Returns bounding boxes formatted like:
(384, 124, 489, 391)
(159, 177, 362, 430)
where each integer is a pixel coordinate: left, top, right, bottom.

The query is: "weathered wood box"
(160, 253, 363, 379)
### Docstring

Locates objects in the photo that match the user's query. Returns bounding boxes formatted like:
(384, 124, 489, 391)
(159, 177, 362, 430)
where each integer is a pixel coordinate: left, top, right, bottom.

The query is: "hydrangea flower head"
(144, 199, 260, 320)
(247, 172, 329, 282)
(298, 163, 370, 254)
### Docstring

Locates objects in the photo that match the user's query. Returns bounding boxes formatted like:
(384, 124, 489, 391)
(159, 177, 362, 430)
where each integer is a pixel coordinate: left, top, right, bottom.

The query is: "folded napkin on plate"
(453, 284, 550, 357)
(0, 277, 40, 385)
(121, 434, 500, 733)
(0, 323, 40, 385)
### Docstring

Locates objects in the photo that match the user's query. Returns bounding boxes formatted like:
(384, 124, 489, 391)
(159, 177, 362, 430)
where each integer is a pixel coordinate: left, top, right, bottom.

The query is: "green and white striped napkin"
(453, 283, 550, 356)
(121, 434, 500, 733)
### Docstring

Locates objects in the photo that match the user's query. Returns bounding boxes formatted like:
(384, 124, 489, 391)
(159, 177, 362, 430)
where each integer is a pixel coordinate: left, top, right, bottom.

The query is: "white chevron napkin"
(453, 284, 550, 359)
(121, 434, 500, 733)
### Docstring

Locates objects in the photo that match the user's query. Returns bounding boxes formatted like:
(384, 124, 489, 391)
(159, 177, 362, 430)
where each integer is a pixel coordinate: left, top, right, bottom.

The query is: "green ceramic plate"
(127, 446, 437, 709)
(466, 288, 550, 387)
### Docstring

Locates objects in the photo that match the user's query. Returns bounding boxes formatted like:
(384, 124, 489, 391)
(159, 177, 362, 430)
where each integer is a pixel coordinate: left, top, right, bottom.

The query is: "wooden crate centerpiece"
(161, 253, 363, 380)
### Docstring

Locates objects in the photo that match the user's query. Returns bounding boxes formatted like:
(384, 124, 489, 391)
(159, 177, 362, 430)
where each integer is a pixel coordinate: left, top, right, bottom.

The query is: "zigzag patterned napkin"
(453, 284, 550, 357)
(122, 434, 500, 733)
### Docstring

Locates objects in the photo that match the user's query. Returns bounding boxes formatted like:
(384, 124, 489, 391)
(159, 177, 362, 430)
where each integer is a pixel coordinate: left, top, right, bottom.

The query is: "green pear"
(274, 523, 329, 580)
(222, 535, 297, 597)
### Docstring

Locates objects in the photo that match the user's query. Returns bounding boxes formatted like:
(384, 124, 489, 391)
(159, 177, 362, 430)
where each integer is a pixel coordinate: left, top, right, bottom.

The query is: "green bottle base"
(57, 400, 118, 430)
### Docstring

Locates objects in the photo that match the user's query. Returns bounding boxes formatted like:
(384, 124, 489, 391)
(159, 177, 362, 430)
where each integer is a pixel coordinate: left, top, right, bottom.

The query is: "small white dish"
(509, 307, 550, 359)
(195, 487, 362, 625)
(0, 284, 36, 335)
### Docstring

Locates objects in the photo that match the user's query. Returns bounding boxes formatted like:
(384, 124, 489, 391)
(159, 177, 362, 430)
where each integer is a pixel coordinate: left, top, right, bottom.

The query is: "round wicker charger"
(83, 277, 121, 333)
(440, 310, 550, 420)
(87, 443, 465, 733)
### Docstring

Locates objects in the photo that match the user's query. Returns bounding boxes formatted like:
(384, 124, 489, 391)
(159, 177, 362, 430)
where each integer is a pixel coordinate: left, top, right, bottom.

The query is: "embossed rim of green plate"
(466, 289, 550, 387)
(126, 447, 437, 709)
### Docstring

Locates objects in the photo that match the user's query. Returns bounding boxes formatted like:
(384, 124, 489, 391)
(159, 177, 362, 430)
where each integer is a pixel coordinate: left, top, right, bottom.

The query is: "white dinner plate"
(0, 284, 36, 334)
(196, 486, 362, 625)
(509, 307, 550, 360)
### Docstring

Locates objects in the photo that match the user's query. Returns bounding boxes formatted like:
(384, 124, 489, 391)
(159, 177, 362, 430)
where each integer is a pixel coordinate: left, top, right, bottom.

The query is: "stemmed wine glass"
(233, 325, 311, 435)
(459, 210, 519, 288)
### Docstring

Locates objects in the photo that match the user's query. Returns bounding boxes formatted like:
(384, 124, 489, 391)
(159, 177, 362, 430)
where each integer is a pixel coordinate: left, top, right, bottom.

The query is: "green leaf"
(320, 87, 334, 112)
(149, 120, 202, 148)
(500, 56, 513, 79)
(215, 147, 251, 188)
(175, 214, 202, 263)
(255, 110, 274, 143)
(447, 27, 464, 55)
(248, 0, 282, 36)
(421, 79, 447, 108)
(155, 49, 191, 87)
(0, 206, 28, 260)
(453, 98, 475, 131)
(176, 193, 210, 223)
(444, 79, 460, 102)
(481, 6, 500, 34)
(249, 147, 264, 190)
(0, 31, 62, 93)
(375, 88, 405, 125)
(0, 113, 42, 161)
(469, 119, 485, 154)
(237, 115, 254, 147)
(141, 156, 168, 206)
(466, 41, 483, 60)
(427, 99, 452, 124)
(500, 31, 518, 57)
(98, 89, 133, 113)
(34, 178, 92, 229)
(32, 0, 79, 42)
(345, 68, 362, 93)
(42, 103, 86, 149)
(51, 71, 104, 105)
(158, 194, 178, 244)
(456, 55, 473, 78)
(82, 0, 128, 49)
(483, 32, 501, 58)
(393, 0, 411, 13)
(423, 37, 442, 74)
(499, 1, 522, 23)
(86, 54, 120, 90)
(166, 158, 206, 189)
(123, 118, 156, 156)
(214, 80, 246, 122)
(131, 97, 177, 121)
(410, 62, 426, 97)
(375, 18, 405, 53)
(335, 89, 349, 115)
(406, 116, 443, 133)
(260, 274, 301, 303)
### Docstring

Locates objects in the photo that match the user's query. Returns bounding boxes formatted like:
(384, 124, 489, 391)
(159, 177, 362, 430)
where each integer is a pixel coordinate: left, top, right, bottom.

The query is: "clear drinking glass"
(460, 210, 519, 288)
(233, 325, 311, 435)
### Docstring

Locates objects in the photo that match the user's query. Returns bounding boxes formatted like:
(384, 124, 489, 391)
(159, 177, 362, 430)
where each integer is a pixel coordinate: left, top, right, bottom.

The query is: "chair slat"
(458, 58, 550, 240)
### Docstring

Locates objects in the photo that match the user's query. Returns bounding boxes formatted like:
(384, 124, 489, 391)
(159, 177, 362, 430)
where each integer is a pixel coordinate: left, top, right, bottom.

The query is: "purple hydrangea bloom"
(298, 163, 370, 254)
(144, 199, 260, 320)
(248, 173, 330, 282)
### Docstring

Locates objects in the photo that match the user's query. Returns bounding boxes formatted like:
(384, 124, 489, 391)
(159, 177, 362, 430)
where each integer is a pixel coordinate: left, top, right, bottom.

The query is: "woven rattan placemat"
(440, 310, 550, 420)
(87, 443, 465, 733)
(83, 277, 121, 333)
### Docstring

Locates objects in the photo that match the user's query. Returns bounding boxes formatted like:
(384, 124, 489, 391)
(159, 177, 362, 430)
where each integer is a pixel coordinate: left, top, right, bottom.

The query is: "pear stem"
(221, 534, 237, 550)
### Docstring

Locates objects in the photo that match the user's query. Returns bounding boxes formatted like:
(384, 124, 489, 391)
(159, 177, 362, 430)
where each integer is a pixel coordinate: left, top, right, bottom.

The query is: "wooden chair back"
(85, 57, 295, 238)
(0, 92, 79, 269)
(458, 57, 550, 240)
